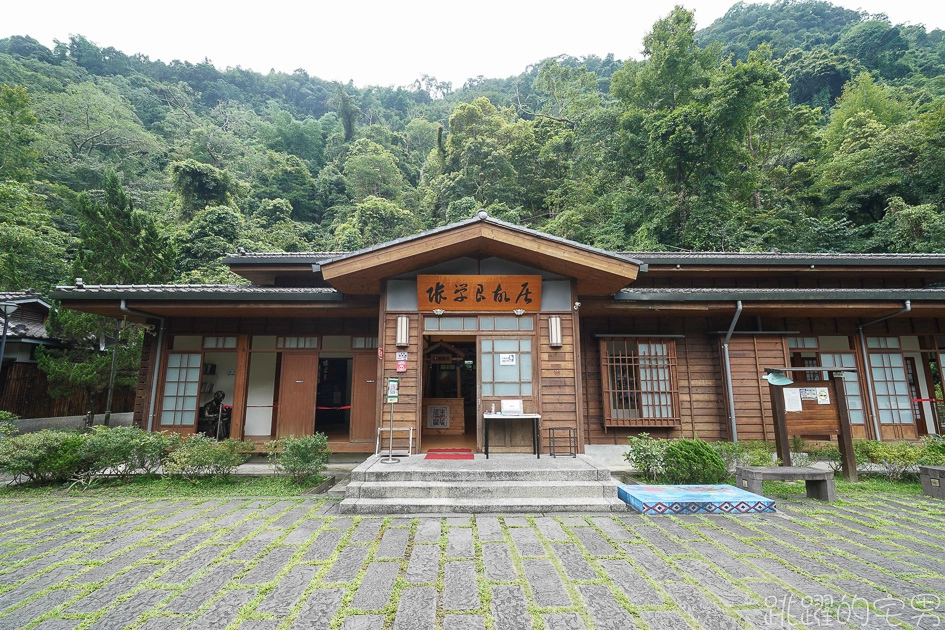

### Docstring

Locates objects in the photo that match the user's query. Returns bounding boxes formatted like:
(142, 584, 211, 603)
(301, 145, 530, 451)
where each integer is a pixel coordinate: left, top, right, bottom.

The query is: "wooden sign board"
(783, 381, 841, 436)
(417, 275, 541, 312)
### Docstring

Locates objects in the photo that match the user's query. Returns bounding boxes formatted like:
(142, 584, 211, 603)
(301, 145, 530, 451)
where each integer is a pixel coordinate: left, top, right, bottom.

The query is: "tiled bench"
(736, 466, 836, 502)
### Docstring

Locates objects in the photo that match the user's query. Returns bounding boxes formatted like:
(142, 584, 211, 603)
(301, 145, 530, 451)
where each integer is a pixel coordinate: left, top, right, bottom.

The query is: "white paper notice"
(816, 387, 830, 405)
(783, 388, 803, 412)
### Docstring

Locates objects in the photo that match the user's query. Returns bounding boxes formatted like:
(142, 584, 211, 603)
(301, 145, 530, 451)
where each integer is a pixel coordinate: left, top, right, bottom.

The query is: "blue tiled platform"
(617, 483, 776, 515)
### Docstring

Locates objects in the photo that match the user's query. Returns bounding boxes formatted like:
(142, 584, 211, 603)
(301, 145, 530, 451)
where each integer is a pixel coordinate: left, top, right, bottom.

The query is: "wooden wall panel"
(536, 313, 580, 452)
(724, 335, 789, 442)
(0, 362, 135, 420)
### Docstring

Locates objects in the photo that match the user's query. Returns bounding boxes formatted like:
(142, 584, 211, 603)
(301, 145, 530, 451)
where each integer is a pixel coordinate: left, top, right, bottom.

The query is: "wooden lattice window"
(600, 338, 681, 428)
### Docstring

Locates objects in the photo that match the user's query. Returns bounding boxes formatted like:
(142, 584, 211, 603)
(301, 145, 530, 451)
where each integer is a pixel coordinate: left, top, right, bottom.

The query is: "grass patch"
(0, 474, 328, 498)
(760, 474, 923, 498)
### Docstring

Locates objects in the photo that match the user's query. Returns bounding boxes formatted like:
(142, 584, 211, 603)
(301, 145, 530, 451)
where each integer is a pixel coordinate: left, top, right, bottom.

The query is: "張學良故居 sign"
(416, 275, 541, 312)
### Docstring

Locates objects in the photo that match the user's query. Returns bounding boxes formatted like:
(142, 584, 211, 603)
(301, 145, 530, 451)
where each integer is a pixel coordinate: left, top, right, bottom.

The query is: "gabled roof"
(0, 292, 52, 342)
(319, 211, 642, 295)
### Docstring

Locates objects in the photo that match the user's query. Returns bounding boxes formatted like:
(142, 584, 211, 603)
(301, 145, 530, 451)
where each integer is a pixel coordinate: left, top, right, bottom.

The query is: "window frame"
(599, 337, 681, 429)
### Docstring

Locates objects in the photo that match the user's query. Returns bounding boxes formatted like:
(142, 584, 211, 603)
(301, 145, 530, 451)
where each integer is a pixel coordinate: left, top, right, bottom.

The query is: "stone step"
(348, 479, 616, 500)
(353, 467, 607, 483)
(338, 496, 628, 514)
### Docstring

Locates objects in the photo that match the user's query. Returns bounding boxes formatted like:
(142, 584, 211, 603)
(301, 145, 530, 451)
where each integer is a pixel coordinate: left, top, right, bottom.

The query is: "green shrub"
(75, 427, 175, 486)
(857, 440, 923, 481)
(0, 430, 89, 484)
(807, 443, 843, 472)
(918, 436, 945, 466)
(661, 438, 727, 485)
(711, 440, 777, 474)
(266, 433, 331, 484)
(623, 433, 667, 482)
(163, 435, 252, 482)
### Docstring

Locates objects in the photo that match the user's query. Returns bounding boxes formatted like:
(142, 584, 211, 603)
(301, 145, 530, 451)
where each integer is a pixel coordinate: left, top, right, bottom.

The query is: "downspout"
(722, 301, 743, 442)
(121, 300, 165, 433)
(857, 300, 911, 442)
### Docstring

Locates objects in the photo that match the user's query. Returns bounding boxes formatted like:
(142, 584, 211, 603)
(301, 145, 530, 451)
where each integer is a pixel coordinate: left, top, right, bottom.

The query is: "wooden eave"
(227, 264, 320, 285)
(642, 265, 945, 281)
(580, 296, 945, 319)
(56, 297, 380, 323)
(320, 222, 640, 295)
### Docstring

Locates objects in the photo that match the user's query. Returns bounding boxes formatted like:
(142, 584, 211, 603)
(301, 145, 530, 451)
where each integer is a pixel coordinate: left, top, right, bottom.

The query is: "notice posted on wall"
(783, 388, 803, 412)
(427, 405, 450, 429)
(816, 387, 830, 405)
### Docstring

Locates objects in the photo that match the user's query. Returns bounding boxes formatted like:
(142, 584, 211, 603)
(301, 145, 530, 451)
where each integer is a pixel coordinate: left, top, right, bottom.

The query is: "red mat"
(424, 448, 474, 460)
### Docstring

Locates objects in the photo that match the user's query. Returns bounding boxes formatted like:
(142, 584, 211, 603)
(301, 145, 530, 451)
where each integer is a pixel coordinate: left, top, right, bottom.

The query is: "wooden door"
(479, 336, 537, 452)
(350, 353, 378, 442)
(276, 353, 318, 438)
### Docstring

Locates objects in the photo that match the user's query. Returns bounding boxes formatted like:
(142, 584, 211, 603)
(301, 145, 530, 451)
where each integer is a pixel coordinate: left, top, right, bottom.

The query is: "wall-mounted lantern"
(395, 315, 410, 347)
(548, 315, 563, 347)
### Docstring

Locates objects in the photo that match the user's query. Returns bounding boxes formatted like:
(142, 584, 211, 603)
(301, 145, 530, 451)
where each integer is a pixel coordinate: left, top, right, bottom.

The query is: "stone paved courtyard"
(0, 492, 944, 629)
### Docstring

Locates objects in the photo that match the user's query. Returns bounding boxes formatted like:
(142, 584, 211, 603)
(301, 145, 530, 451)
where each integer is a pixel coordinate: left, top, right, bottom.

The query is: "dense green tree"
(0, 181, 70, 291)
(169, 159, 241, 218)
(0, 84, 39, 181)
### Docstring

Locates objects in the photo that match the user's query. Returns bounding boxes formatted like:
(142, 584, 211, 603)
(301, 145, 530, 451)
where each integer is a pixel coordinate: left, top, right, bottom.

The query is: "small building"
(53, 213, 945, 454)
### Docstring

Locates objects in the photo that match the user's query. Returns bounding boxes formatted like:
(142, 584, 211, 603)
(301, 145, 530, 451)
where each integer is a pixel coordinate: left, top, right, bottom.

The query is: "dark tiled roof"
(616, 287, 945, 301)
(222, 252, 342, 265)
(624, 252, 945, 266)
(53, 284, 341, 301)
(2, 318, 47, 340)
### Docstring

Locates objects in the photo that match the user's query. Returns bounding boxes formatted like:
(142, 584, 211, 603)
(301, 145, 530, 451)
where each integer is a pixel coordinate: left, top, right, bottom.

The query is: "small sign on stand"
(382, 378, 400, 464)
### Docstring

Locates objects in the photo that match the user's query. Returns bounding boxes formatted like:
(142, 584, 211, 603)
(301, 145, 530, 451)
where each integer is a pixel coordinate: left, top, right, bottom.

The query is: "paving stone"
(446, 517, 471, 527)
(756, 529, 827, 555)
(272, 506, 312, 529)
(655, 518, 703, 541)
(226, 521, 264, 543)
(135, 619, 180, 630)
(534, 517, 569, 541)
(0, 565, 83, 610)
(329, 517, 354, 530)
(304, 528, 345, 561)
(350, 519, 383, 543)
(578, 584, 637, 630)
(589, 517, 635, 542)
(237, 622, 280, 630)
(195, 500, 245, 519)
(503, 517, 530, 527)
(829, 555, 928, 599)
(444, 561, 480, 611)
(447, 527, 475, 558)
(212, 507, 258, 528)
(284, 518, 326, 545)
(87, 530, 155, 561)
(414, 518, 442, 543)
(739, 607, 802, 629)
(831, 578, 889, 603)
(389, 518, 413, 528)
(897, 553, 945, 574)
(475, 517, 504, 541)
(687, 542, 759, 579)
(0, 588, 80, 628)
(674, 558, 751, 605)
(707, 530, 759, 555)
(571, 527, 616, 557)
(256, 565, 318, 616)
(393, 586, 437, 630)
(340, 615, 385, 630)
(749, 580, 839, 627)
(491, 585, 530, 630)
(523, 559, 571, 607)
(509, 527, 545, 557)
(154, 530, 215, 561)
(632, 525, 678, 551)
(0, 552, 71, 587)
(600, 559, 662, 605)
(638, 610, 693, 629)
(3, 535, 82, 563)
(552, 543, 598, 581)
(322, 546, 369, 583)
(443, 614, 486, 630)
(165, 563, 241, 613)
(405, 545, 440, 584)
(753, 558, 836, 598)
(157, 546, 227, 584)
(31, 621, 80, 630)
(713, 517, 763, 539)
(352, 562, 399, 610)
(229, 529, 280, 561)
(66, 565, 159, 614)
(624, 542, 681, 585)
(665, 583, 740, 629)
(483, 543, 517, 581)
(543, 612, 587, 630)
(242, 546, 297, 583)
(560, 516, 590, 527)
(187, 588, 254, 629)
(821, 514, 888, 536)
(377, 528, 410, 559)
(289, 587, 345, 630)
(75, 545, 159, 584)
(825, 540, 918, 574)
(86, 588, 171, 630)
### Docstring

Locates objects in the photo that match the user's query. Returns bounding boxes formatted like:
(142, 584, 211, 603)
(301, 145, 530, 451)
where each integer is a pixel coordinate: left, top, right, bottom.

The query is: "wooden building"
(53, 213, 945, 453)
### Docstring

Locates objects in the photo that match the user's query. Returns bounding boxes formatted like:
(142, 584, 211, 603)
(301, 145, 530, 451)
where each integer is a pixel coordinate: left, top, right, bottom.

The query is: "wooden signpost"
(764, 367, 858, 481)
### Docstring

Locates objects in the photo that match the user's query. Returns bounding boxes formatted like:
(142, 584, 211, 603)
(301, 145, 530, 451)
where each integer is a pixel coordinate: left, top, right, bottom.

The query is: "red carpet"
(424, 448, 474, 460)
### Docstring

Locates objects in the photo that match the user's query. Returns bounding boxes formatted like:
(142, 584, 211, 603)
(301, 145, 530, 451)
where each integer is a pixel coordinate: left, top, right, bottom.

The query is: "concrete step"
(348, 479, 617, 500)
(353, 467, 607, 483)
(338, 496, 628, 514)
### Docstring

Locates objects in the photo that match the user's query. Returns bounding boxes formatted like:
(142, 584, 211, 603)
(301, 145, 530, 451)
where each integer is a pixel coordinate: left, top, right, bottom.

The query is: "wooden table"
(483, 413, 541, 459)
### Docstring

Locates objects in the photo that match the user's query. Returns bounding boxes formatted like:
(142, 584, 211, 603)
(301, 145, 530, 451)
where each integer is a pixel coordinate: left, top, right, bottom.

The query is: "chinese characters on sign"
(417, 275, 542, 312)
(427, 405, 450, 429)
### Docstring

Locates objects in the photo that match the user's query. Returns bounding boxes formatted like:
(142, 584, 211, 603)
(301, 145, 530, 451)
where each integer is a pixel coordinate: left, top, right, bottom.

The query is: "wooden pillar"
(768, 381, 792, 467)
(229, 334, 251, 440)
(832, 371, 858, 482)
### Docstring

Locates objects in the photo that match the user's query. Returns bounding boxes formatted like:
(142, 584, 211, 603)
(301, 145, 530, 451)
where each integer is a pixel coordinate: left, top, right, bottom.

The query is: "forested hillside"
(3, 0, 945, 295)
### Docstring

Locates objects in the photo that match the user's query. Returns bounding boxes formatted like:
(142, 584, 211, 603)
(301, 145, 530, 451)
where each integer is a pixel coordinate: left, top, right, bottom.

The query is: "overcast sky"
(3, 0, 944, 89)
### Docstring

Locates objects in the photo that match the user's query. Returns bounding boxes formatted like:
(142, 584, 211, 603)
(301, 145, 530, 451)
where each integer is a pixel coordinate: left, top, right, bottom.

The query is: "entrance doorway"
(421, 338, 477, 452)
(315, 358, 351, 441)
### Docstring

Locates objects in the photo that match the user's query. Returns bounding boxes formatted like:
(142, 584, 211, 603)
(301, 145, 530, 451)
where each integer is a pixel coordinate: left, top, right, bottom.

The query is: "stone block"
(920, 466, 945, 500)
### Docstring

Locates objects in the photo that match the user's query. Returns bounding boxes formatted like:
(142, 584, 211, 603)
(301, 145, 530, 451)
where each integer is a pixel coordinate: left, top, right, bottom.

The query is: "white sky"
(3, 0, 944, 89)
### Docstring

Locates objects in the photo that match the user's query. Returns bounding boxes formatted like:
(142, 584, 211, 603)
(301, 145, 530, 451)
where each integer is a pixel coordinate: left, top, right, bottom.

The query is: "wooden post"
(831, 371, 858, 482)
(768, 381, 792, 467)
